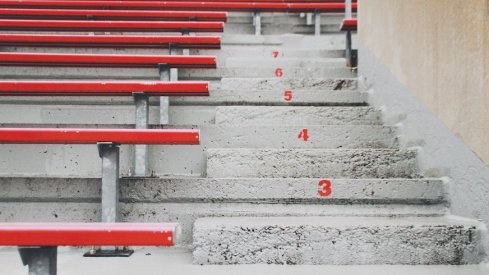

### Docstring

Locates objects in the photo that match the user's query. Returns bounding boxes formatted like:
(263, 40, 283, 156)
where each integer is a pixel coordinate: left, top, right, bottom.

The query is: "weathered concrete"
(219, 78, 357, 91)
(193, 216, 486, 265)
(171, 89, 367, 106)
(0, 177, 445, 204)
(0, 202, 448, 245)
(215, 106, 382, 125)
(4, 247, 489, 275)
(0, 125, 398, 177)
(207, 148, 420, 178)
(0, 89, 367, 106)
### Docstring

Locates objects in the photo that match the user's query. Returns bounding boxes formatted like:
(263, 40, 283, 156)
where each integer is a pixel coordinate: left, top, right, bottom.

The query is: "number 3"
(318, 179, 332, 197)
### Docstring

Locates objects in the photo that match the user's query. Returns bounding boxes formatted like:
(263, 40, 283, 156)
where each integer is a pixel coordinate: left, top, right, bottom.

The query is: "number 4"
(298, 128, 309, 141)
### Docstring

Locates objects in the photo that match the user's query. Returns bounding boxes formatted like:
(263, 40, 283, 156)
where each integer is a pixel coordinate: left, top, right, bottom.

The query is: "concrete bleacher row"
(0, 1, 357, 274)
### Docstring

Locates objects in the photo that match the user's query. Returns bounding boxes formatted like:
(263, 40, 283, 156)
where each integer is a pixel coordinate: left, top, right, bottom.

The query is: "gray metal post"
(253, 11, 261, 36)
(18, 246, 57, 275)
(98, 142, 120, 223)
(181, 30, 190, 56)
(345, 0, 352, 18)
(133, 93, 149, 177)
(345, 0, 353, 67)
(159, 63, 170, 125)
(169, 45, 179, 81)
(314, 11, 321, 36)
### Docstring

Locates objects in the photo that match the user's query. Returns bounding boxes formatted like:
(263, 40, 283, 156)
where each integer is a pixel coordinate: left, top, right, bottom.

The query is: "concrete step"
(0, 177, 445, 205)
(194, 48, 345, 59)
(171, 89, 366, 106)
(224, 23, 342, 36)
(0, 125, 398, 177)
(218, 78, 357, 90)
(4, 247, 489, 275)
(0, 201, 448, 245)
(220, 33, 355, 50)
(193, 215, 486, 265)
(215, 106, 382, 125)
(0, 105, 377, 126)
(0, 67, 355, 80)
(206, 148, 420, 178)
(223, 57, 344, 67)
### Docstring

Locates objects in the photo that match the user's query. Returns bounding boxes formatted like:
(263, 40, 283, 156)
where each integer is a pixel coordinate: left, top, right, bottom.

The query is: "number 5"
(284, 90, 292, 101)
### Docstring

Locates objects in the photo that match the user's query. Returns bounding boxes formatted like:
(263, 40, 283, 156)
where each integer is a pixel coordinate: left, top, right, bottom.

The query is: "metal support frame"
(253, 11, 261, 36)
(345, 0, 354, 68)
(181, 29, 190, 56)
(159, 63, 170, 125)
(133, 92, 149, 177)
(18, 246, 57, 275)
(314, 11, 321, 36)
(98, 142, 120, 223)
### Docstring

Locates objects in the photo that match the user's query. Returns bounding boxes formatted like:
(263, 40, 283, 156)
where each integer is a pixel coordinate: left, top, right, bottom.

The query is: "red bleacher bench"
(1, 222, 178, 275)
(0, 19, 224, 32)
(0, 34, 221, 49)
(0, 8, 228, 21)
(0, 1, 358, 12)
(0, 52, 216, 68)
(0, 222, 178, 246)
(0, 128, 200, 144)
(0, 80, 209, 96)
(340, 18, 357, 31)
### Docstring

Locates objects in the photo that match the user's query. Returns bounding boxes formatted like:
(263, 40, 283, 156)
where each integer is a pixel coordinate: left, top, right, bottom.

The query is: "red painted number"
(272, 51, 279, 58)
(318, 179, 332, 197)
(275, 68, 283, 77)
(298, 128, 309, 141)
(284, 90, 292, 101)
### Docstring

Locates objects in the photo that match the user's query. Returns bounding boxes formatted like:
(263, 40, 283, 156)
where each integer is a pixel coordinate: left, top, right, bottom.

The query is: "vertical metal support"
(314, 11, 321, 36)
(345, 0, 353, 67)
(169, 45, 179, 81)
(181, 30, 190, 56)
(133, 93, 149, 177)
(98, 142, 120, 223)
(18, 246, 57, 275)
(253, 11, 261, 36)
(345, 0, 353, 18)
(159, 63, 170, 125)
(306, 13, 313, 25)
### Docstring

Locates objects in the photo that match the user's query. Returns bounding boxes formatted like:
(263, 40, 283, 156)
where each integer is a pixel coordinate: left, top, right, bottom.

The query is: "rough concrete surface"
(193, 216, 486, 265)
(0, 202, 448, 245)
(2, 247, 489, 275)
(218, 77, 357, 91)
(215, 106, 382, 125)
(0, 177, 445, 204)
(207, 148, 420, 178)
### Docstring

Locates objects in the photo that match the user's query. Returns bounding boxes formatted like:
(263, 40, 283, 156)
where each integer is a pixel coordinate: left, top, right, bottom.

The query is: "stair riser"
(219, 78, 357, 91)
(193, 218, 484, 265)
(0, 202, 448, 245)
(207, 149, 420, 178)
(0, 178, 444, 204)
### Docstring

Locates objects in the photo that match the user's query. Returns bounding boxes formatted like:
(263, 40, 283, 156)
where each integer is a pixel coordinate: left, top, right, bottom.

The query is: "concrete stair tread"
(193, 215, 486, 265)
(215, 106, 381, 125)
(0, 177, 445, 204)
(206, 148, 420, 178)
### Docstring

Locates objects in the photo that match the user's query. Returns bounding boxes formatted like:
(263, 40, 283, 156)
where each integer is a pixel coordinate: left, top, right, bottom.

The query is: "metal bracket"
(345, 0, 354, 67)
(83, 247, 134, 257)
(18, 246, 57, 275)
(253, 11, 261, 36)
(158, 63, 171, 125)
(133, 92, 149, 177)
(314, 11, 321, 36)
(97, 142, 120, 223)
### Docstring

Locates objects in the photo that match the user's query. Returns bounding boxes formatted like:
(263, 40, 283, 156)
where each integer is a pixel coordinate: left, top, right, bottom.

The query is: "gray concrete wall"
(358, 41, 489, 256)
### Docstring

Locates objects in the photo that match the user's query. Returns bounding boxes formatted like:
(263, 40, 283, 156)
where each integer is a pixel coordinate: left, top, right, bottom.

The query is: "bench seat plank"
(0, 223, 177, 246)
(0, 34, 221, 49)
(0, 19, 224, 32)
(0, 52, 216, 68)
(0, 80, 209, 96)
(0, 8, 227, 21)
(0, 128, 200, 144)
(0, 1, 358, 12)
(340, 18, 357, 31)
